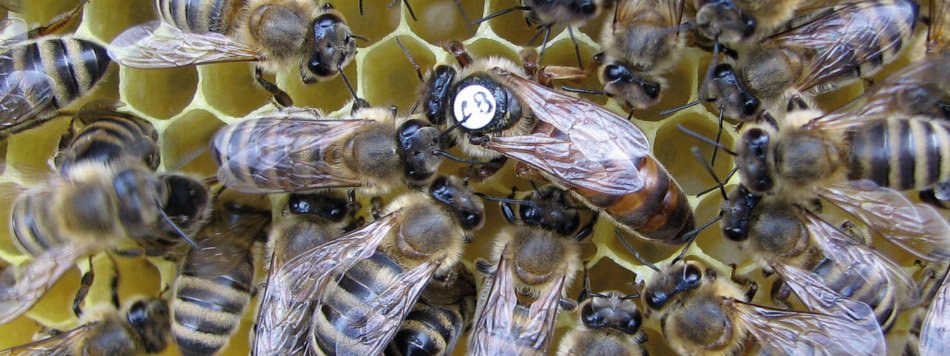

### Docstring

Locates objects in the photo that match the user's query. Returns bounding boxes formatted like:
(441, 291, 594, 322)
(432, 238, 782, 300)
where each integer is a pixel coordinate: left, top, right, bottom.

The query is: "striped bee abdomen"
(846, 117, 950, 191)
(155, 0, 245, 34)
(0, 37, 110, 111)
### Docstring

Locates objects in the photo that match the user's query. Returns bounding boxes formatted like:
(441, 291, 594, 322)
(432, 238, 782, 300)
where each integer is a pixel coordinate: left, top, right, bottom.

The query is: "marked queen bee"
(254, 176, 484, 355)
(109, 0, 360, 107)
(421, 41, 695, 244)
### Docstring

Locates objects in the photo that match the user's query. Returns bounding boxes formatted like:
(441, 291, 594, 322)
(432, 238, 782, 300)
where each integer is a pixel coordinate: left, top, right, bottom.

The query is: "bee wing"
(927, 0, 950, 53)
(469, 251, 563, 354)
(213, 118, 370, 193)
(0, 18, 26, 47)
(253, 213, 399, 355)
(0, 323, 95, 356)
(727, 298, 886, 355)
(334, 261, 441, 355)
(819, 180, 950, 262)
(612, 0, 680, 28)
(801, 210, 919, 309)
(486, 70, 649, 195)
(469, 254, 518, 354)
(770, 1, 918, 93)
(920, 267, 950, 355)
(0, 70, 56, 139)
(772, 264, 882, 329)
(108, 20, 259, 68)
(185, 215, 266, 277)
(0, 241, 94, 324)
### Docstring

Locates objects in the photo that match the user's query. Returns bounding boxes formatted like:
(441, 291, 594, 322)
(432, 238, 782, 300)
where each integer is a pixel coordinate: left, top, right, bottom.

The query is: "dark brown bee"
(253, 190, 357, 355)
(254, 176, 483, 355)
(701, 0, 919, 121)
(0, 295, 171, 355)
(110, 1, 359, 106)
(0, 13, 111, 140)
(422, 41, 695, 243)
(385, 263, 477, 356)
(212, 106, 444, 195)
(53, 100, 160, 174)
(469, 186, 595, 355)
(721, 194, 918, 331)
(633, 252, 885, 355)
(596, 0, 690, 110)
(171, 190, 271, 356)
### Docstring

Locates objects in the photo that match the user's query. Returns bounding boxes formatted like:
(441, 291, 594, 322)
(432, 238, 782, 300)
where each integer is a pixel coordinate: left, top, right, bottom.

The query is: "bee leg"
(107, 255, 120, 309)
(73, 256, 96, 317)
(255, 66, 293, 108)
(567, 26, 583, 68)
(729, 263, 758, 301)
(475, 259, 496, 276)
(573, 212, 599, 242)
(770, 279, 792, 309)
(28, 0, 89, 38)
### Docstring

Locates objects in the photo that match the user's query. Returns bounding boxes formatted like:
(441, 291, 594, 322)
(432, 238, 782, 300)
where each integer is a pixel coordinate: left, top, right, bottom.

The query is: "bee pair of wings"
(468, 247, 565, 355)
(762, 0, 918, 94)
(253, 211, 442, 355)
(0, 320, 97, 356)
(108, 20, 259, 69)
(727, 267, 886, 355)
(0, 18, 58, 140)
(0, 240, 95, 325)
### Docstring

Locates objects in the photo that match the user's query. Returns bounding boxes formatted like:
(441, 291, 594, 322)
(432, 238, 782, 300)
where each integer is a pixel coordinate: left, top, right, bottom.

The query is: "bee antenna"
(615, 228, 660, 271)
(395, 36, 424, 82)
(359, 0, 364, 16)
(690, 146, 728, 200)
(408, 99, 420, 115)
(659, 100, 702, 116)
(567, 26, 584, 68)
(455, 0, 477, 35)
(696, 166, 738, 197)
(155, 200, 200, 249)
(473, 5, 532, 25)
(561, 86, 611, 97)
(710, 106, 725, 166)
(432, 149, 497, 167)
(337, 57, 360, 107)
(677, 124, 736, 156)
(528, 180, 542, 197)
(474, 192, 531, 205)
(671, 214, 721, 264)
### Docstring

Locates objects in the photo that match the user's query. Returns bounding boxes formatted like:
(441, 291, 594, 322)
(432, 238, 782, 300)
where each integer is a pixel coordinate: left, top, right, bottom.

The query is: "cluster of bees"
(0, 0, 948, 355)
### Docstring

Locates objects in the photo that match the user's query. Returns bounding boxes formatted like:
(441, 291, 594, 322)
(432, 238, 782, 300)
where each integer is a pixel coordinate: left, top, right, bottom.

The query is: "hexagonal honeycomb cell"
(1, 0, 944, 355)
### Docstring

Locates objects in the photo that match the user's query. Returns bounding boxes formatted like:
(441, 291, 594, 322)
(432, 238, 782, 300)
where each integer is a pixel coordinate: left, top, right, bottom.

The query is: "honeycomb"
(0, 0, 942, 355)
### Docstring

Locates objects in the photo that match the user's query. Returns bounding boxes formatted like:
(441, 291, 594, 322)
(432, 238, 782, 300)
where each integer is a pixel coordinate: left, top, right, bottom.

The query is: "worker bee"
(109, 1, 359, 107)
(253, 190, 357, 355)
(700, 0, 919, 121)
(468, 186, 595, 355)
(720, 194, 919, 331)
(595, 0, 690, 110)
(422, 41, 694, 243)
(386, 263, 477, 356)
(254, 176, 483, 355)
(625, 240, 886, 355)
(719, 50, 950, 260)
(692, 0, 844, 46)
(556, 267, 646, 356)
(476, 0, 611, 66)
(212, 106, 445, 195)
(52, 100, 160, 174)
(0, 293, 171, 355)
(0, 11, 112, 141)
(171, 189, 271, 356)
(0, 158, 211, 324)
